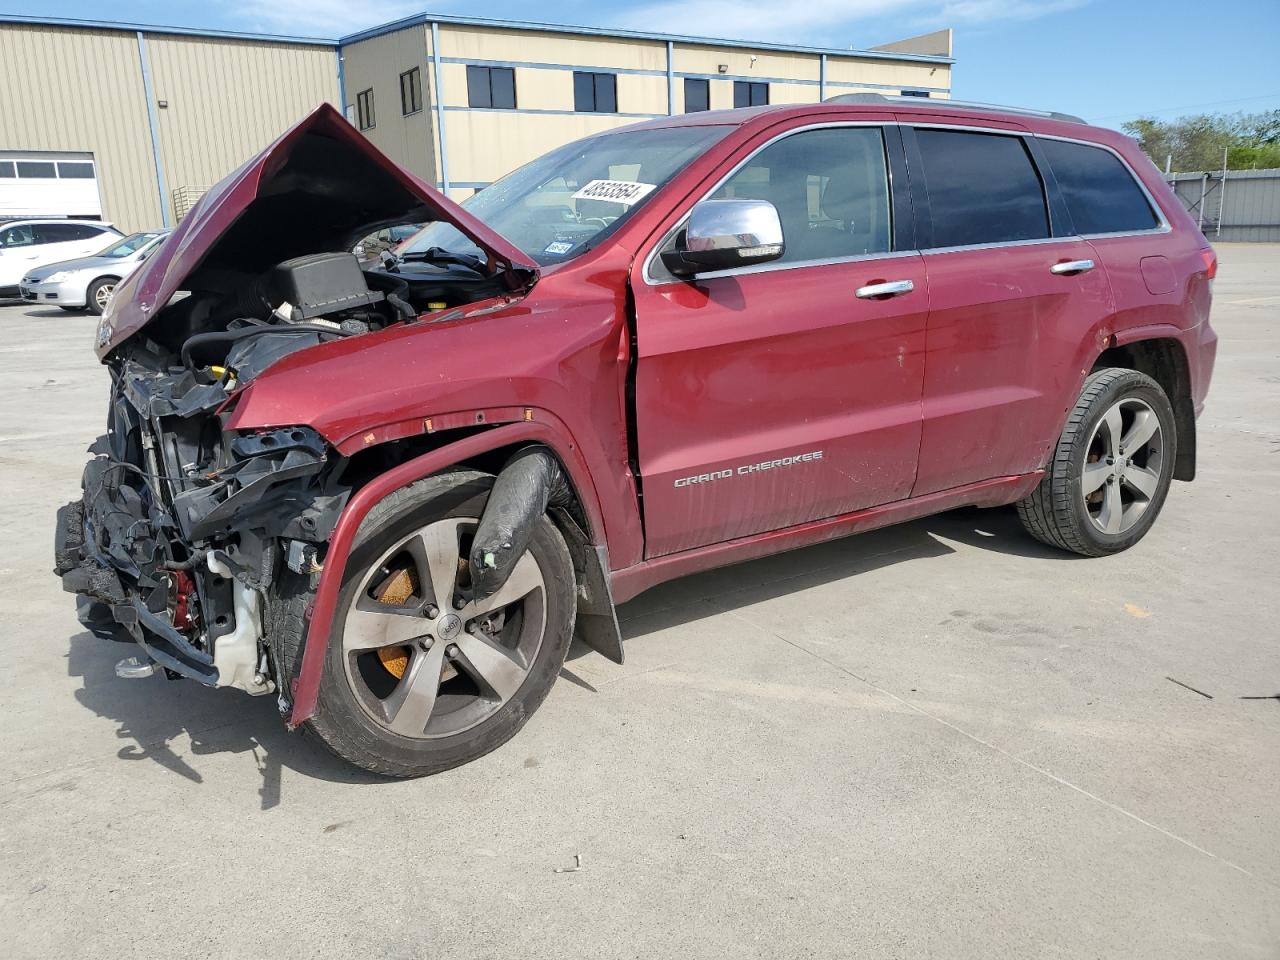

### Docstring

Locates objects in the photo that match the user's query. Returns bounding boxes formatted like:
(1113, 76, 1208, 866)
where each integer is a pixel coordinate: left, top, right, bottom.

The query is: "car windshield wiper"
(396, 246, 488, 274)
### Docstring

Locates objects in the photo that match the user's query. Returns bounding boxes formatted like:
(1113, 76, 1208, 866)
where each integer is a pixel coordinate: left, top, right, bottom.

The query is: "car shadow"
(599, 504, 1077, 647)
(67, 630, 387, 807)
(65, 505, 1070, 799)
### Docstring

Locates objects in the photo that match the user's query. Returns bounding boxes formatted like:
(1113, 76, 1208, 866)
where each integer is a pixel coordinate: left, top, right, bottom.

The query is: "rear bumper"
(54, 458, 219, 684)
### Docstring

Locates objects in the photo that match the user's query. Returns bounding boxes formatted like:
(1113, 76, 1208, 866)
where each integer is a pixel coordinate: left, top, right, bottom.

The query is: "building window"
(0, 162, 14, 178)
(466, 65, 517, 109)
(900, 90, 930, 98)
(57, 161, 95, 179)
(733, 81, 768, 108)
(573, 71, 617, 113)
(684, 78, 710, 113)
(400, 68, 422, 115)
(356, 89, 375, 130)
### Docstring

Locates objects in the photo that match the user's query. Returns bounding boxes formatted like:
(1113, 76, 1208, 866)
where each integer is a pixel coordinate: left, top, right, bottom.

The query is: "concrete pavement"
(0, 244, 1276, 958)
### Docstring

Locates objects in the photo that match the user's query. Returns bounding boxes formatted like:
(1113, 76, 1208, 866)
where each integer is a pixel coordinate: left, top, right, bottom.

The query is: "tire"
(1016, 368, 1177, 557)
(271, 471, 576, 778)
(85, 277, 118, 316)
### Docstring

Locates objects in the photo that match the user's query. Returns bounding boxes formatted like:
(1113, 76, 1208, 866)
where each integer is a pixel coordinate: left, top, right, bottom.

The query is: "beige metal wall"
(341, 22, 953, 202)
(0, 23, 162, 230)
(0, 22, 339, 232)
(341, 25, 437, 186)
(147, 35, 339, 211)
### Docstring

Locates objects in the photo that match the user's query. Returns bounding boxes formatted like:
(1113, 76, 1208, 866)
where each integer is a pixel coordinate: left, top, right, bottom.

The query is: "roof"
(0, 14, 337, 46)
(338, 12, 954, 64)
(0, 11, 954, 64)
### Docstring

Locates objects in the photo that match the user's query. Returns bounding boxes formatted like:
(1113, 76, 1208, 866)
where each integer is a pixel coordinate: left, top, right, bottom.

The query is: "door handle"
(855, 279, 914, 299)
(1050, 259, 1095, 275)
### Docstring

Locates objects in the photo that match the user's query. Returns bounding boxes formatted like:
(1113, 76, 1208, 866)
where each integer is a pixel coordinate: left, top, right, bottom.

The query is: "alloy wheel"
(94, 282, 114, 311)
(1081, 397, 1164, 535)
(340, 517, 546, 739)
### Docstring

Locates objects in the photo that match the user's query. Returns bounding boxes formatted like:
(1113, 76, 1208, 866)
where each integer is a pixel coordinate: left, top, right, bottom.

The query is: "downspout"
(819, 53, 827, 102)
(136, 31, 172, 228)
(430, 21, 451, 194)
(336, 47, 347, 117)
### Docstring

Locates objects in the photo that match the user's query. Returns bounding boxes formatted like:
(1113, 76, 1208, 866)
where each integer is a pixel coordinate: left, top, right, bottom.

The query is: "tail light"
(1200, 248, 1218, 280)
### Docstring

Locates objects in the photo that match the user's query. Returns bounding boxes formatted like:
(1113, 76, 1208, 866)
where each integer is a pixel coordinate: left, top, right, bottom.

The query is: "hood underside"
(99, 103, 538, 358)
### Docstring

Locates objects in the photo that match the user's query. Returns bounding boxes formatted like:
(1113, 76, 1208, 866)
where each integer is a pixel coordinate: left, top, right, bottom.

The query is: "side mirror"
(661, 198, 784, 278)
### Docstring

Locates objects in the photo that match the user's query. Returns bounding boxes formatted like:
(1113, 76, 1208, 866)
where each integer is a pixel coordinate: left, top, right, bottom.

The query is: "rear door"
(631, 121, 929, 558)
(903, 123, 1114, 495)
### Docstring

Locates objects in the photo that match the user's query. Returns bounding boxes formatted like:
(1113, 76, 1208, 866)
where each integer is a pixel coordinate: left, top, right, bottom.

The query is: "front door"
(631, 124, 929, 558)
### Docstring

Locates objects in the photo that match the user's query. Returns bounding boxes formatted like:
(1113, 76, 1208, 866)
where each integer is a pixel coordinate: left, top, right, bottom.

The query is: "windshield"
(401, 125, 730, 267)
(98, 232, 164, 258)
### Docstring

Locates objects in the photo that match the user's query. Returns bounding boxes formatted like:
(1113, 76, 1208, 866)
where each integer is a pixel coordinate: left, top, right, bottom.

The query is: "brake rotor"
(373, 566, 417, 679)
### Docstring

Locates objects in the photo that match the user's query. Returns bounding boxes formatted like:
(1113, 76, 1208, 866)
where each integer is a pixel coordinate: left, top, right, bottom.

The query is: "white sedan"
(19, 231, 168, 314)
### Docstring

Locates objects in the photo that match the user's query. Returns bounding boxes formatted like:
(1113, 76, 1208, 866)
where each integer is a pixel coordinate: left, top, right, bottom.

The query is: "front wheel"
(275, 471, 576, 777)
(1017, 368, 1177, 557)
(85, 277, 118, 316)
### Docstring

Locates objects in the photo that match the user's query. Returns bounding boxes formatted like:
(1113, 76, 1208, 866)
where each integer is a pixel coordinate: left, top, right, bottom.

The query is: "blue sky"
(7, 0, 1278, 129)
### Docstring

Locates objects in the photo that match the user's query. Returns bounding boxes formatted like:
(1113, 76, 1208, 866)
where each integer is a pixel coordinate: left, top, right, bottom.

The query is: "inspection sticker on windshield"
(572, 179, 657, 206)
(543, 241, 575, 256)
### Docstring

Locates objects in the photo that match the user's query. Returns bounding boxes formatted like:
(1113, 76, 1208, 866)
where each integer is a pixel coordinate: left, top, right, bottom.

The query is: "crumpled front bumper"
(54, 452, 219, 685)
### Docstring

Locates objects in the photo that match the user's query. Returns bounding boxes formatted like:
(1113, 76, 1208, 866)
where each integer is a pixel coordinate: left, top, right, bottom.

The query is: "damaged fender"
(287, 420, 621, 727)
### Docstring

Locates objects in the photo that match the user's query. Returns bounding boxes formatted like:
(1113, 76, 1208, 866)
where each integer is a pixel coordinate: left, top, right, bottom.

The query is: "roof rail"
(825, 92, 1086, 124)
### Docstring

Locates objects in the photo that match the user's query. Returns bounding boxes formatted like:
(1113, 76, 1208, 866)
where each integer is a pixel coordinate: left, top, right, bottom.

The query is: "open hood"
(98, 103, 538, 358)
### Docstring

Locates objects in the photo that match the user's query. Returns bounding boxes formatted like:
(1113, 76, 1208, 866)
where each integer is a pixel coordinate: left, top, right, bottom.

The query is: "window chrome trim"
(642, 120, 897, 286)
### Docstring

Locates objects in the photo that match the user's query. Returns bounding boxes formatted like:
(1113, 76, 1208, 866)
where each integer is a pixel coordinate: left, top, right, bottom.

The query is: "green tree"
(1122, 109, 1280, 171)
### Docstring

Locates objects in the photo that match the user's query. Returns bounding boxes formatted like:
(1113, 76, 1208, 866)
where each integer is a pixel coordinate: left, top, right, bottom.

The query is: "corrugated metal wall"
(340, 25, 437, 187)
(147, 35, 339, 213)
(0, 24, 161, 229)
(1167, 169, 1280, 243)
(0, 22, 339, 232)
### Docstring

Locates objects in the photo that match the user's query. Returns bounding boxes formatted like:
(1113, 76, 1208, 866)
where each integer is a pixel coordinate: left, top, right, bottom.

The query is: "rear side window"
(37, 223, 104, 242)
(915, 130, 1049, 248)
(1040, 138, 1159, 235)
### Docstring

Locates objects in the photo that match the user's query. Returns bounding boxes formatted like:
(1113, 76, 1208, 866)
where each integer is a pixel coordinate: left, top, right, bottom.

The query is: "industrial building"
(0, 13, 953, 231)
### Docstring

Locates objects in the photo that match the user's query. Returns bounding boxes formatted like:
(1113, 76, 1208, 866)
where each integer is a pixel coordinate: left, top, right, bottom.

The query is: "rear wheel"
(85, 277, 118, 316)
(274, 472, 576, 778)
(1017, 368, 1177, 557)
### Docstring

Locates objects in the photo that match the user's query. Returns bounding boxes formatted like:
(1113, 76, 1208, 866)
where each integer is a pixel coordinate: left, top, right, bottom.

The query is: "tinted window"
(710, 127, 891, 264)
(1040, 138, 1159, 235)
(57, 161, 95, 179)
(0, 161, 15, 178)
(16, 161, 56, 178)
(356, 89, 375, 130)
(38, 223, 102, 242)
(900, 90, 929, 98)
(399, 68, 422, 115)
(574, 72, 616, 113)
(467, 66, 516, 110)
(915, 130, 1048, 247)
(684, 78, 709, 113)
(733, 81, 768, 108)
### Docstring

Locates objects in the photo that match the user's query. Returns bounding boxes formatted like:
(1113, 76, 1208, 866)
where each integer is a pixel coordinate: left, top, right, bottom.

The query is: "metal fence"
(1165, 168, 1280, 243)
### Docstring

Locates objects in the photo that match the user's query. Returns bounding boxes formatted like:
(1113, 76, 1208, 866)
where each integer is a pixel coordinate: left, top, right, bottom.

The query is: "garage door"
(0, 151, 104, 220)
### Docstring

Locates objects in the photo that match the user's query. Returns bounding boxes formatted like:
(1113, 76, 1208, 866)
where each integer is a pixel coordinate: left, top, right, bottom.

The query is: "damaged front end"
(53, 103, 540, 703)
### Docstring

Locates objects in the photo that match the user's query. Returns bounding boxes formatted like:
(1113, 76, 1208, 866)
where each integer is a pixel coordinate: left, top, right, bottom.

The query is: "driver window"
(711, 127, 891, 264)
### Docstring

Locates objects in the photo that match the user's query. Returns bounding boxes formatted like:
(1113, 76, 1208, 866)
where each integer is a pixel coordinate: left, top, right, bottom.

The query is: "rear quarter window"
(1040, 138, 1160, 235)
(914, 129, 1050, 248)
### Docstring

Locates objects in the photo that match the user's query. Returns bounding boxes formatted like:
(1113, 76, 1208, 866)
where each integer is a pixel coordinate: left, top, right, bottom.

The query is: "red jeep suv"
(55, 97, 1217, 776)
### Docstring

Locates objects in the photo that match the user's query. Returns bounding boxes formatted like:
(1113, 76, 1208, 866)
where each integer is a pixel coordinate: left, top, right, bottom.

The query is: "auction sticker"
(543, 240, 575, 256)
(572, 179, 657, 205)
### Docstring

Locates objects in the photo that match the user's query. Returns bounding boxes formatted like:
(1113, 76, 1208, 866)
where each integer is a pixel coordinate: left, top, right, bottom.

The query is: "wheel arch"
(289, 418, 613, 728)
(1090, 335, 1195, 481)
